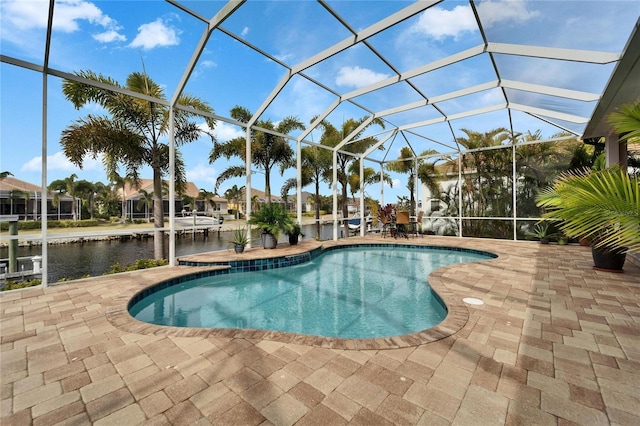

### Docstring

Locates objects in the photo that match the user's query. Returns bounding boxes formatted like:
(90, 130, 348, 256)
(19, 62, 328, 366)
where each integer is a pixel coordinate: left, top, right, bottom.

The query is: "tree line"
(37, 68, 634, 258)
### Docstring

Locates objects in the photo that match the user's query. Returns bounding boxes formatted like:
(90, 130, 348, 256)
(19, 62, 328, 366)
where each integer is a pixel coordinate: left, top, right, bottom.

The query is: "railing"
(0, 255, 42, 283)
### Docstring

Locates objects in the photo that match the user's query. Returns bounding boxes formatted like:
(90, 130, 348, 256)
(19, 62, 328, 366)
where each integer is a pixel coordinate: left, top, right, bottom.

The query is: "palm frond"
(607, 102, 640, 143)
(215, 166, 246, 193)
(536, 167, 640, 253)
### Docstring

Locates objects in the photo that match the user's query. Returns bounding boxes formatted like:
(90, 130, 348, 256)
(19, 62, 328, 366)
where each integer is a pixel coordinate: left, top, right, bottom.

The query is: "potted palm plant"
(285, 222, 304, 245)
(536, 101, 640, 271)
(229, 226, 250, 253)
(247, 203, 293, 249)
(536, 165, 638, 271)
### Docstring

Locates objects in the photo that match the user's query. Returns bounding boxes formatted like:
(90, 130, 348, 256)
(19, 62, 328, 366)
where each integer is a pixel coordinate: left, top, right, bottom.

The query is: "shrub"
(247, 203, 293, 239)
(0, 219, 99, 231)
(104, 258, 169, 275)
(1, 279, 42, 291)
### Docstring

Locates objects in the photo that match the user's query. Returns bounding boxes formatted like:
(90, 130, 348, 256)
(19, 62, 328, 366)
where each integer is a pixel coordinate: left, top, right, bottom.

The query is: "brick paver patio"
(1, 236, 639, 425)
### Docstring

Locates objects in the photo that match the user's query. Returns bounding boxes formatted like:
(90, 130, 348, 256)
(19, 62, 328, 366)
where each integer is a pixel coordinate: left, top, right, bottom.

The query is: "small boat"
(174, 214, 224, 226)
(347, 213, 372, 230)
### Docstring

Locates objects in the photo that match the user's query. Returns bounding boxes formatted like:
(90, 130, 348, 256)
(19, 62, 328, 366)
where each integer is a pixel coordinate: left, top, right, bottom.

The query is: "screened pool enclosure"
(1, 0, 639, 285)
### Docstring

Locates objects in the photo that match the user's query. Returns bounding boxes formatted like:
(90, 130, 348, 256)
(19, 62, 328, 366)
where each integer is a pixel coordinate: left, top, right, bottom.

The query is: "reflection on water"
(128, 247, 490, 338)
(0, 224, 335, 282)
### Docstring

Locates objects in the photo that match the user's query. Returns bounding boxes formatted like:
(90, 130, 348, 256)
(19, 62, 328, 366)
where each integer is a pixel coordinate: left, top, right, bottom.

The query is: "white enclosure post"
(332, 150, 339, 240)
(359, 158, 365, 236)
(169, 107, 176, 265)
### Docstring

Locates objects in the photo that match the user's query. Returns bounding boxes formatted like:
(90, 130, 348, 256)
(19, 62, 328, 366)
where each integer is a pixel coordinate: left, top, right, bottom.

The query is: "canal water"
(0, 224, 340, 283)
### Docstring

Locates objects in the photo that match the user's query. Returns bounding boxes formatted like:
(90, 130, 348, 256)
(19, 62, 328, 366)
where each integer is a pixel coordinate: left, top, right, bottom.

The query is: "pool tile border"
(177, 246, 323, 272)
(107, 240, 499, 350)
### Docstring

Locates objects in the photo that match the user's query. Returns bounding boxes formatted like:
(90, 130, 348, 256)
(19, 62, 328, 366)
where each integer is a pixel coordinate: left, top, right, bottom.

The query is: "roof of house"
(237, 188, 284, 204)
(0, 176, 72, 199)
(233, 188, 320, 204)
(0, 176, 41, 193)
(122, 179, 226, 202)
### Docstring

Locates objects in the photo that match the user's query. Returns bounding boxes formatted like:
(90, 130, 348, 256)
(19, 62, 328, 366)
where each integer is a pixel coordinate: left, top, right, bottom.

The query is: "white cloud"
(21, 152, 102, 173)
(192, 59, 216, 79)
(1, 1, 49, 30)
(479, 89, 505, 106)
(1, 0, 124, 45)
(410, 1, 538, 40)
(2, 0, 108, 32)
(53, 0, 112, 32)
(211, 122, 245, 141)
(335, 66, 391, 89)
(241, 26, 249, 37)
(476, 1, 539, 28)
(186, 163, 218, 188)
(274, 52, 295, 64)
(93, 30, 126, 43)
(129, 18, 180, 50)
(410, 5, 476, 40)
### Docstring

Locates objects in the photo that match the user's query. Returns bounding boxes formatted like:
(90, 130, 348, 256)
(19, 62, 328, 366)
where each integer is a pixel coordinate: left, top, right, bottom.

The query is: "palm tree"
(93, 181, 116, 218)
(209, 105, 304, 204)
(224, 185, 244, 220)
(49, 174, 79, 221)
(416, 151, 444, 200)
(197, 189, 216, 214)
(386, 147, 418, 215)
(251, 195, 261, 213)
(515, 132, 583, 217)
(315, 116, 385, 235)
(348, 160, 392, 211)
(281, 144, 332, 238)
(60, 70, 215, 259)
(74, 179, 96, 220)
(108, 171, 138, 222)
(136, 189, 154, 222)
(456, 128, 512, 237)
(181, 195, 196, 213)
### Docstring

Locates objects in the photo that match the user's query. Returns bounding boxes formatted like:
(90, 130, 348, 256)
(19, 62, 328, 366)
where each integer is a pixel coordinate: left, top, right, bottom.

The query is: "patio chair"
(380, 210, 395, 238)
(395, 211, 410, 239)
(410, 211, 424, 237)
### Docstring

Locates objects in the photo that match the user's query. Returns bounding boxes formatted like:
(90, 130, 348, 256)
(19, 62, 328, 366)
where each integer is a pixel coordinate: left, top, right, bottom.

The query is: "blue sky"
(1, 0, 638, 204)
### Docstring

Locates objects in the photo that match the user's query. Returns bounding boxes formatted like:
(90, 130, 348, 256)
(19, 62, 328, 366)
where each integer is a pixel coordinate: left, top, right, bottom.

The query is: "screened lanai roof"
(2, 0, 639, 166)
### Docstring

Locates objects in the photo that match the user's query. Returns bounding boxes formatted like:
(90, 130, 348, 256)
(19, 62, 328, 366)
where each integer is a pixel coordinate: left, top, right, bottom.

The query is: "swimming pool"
(129, 245, 494, 339)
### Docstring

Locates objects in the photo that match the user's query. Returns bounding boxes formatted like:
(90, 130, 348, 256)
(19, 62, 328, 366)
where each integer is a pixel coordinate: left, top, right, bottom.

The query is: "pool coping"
(105, 238, 501, 350)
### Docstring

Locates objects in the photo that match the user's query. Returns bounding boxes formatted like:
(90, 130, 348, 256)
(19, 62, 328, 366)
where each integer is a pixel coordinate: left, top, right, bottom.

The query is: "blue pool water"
(129, 246, 493, 339)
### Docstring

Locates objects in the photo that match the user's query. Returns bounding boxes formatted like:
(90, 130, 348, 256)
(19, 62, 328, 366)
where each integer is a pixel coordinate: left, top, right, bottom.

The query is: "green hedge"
(1, 279, 42, 291)
(104, 258, 169, 275)
(0, 219, 99, 231)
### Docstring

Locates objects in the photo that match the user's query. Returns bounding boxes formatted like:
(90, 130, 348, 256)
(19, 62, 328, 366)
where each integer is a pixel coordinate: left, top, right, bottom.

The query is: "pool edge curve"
(106, 239, 498, 350)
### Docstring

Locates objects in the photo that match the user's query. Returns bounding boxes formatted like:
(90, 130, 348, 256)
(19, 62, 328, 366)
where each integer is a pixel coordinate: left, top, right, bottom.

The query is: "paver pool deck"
(1, 236, 639, 425)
